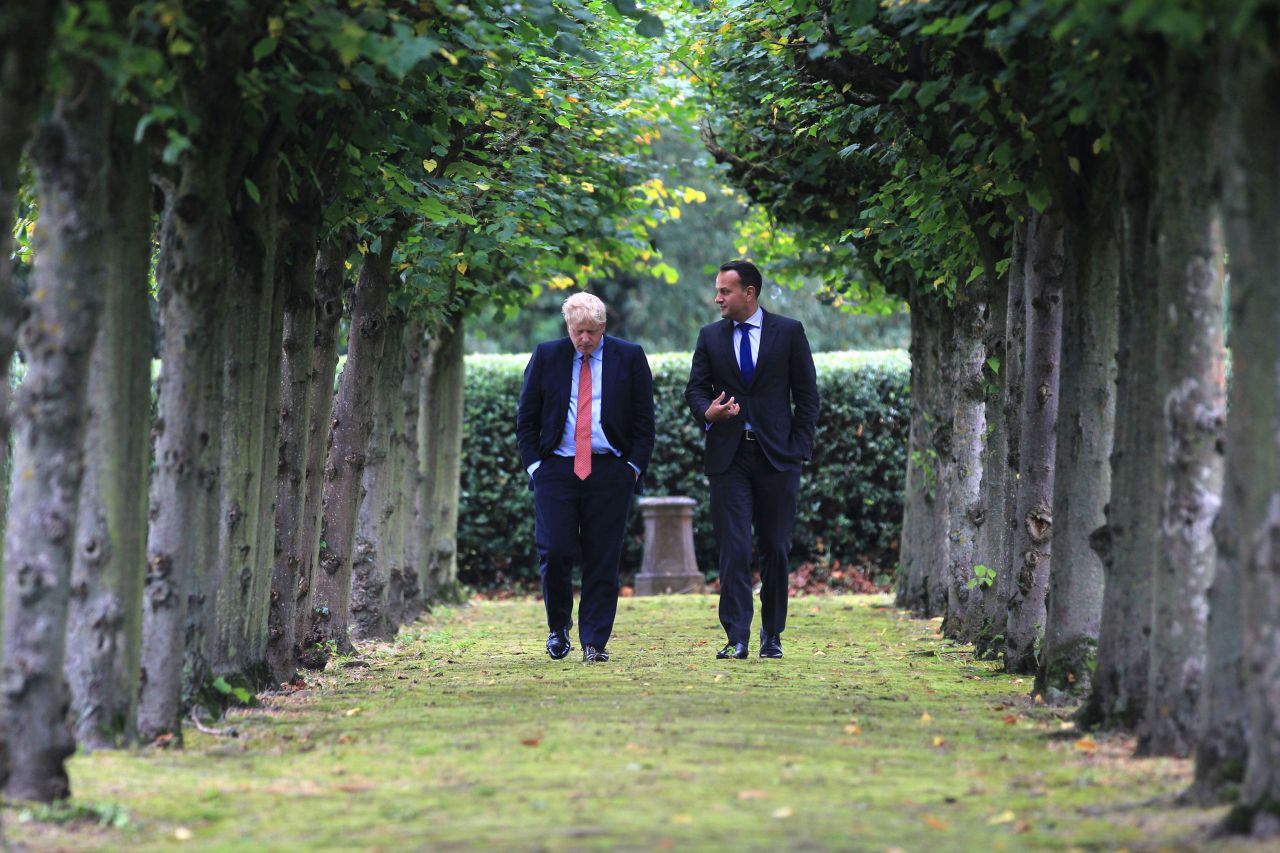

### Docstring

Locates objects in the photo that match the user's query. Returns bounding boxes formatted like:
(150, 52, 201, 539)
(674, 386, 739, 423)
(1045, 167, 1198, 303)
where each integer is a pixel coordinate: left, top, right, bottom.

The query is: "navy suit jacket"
(684, 310, 820, 475)
(516, 335, 656, 495)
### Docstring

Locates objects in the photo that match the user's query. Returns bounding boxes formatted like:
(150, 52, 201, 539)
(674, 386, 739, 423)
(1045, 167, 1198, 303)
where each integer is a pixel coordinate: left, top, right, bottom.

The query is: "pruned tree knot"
(1026, 505, 1053, 543)
(968, 504, 985, 526)
(1037, 382, 1053, 407)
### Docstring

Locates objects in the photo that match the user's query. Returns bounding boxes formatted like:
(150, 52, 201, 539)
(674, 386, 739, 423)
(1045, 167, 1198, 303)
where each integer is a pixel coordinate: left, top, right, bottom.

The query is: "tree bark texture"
(1004, 205, 1064, 675)
(294, 239, 347, 667)
(961, 260, 1014, 649)
(943, 283, 988, 638)
(1038, 165, 1120, 699)
(897, 293, 950, 616)
(1218, 42, 1280, 836)
(419, 312, 467, 600)
(266, 209, 320, 684)
(350, 310, 406, 641)
(64, 113, 152, 748)
(208, 167, 280, 679)
(304, 228, 402, 661)
(2, 62, 108, 801)
(0, 10, 60, 610)
(1140, 60, 1226, 759)
(396, 321, 425, 623)
(139, 146, 231, 744)
(974, 222, 1028, 659)
(1079, 157, 1160, 732)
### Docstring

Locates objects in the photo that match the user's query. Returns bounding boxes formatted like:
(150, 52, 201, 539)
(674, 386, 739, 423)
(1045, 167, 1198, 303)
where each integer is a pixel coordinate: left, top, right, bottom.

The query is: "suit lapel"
(554, 338, 574, 412)
(600, 335, 618, 414)
(752, 309, 777, 384)
(720, 319, 741, 384)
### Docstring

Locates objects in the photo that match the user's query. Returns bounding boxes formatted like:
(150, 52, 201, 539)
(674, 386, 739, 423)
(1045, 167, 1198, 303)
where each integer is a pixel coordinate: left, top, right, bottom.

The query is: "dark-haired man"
(684, 260, 820, 659)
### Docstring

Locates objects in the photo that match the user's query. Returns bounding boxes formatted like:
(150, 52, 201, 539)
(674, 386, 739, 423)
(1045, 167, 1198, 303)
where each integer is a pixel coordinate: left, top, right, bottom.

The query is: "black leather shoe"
(759, 632, 783, 658)
(582, 645, 609, 663)
(716, 642, 748, 660)
(546, 627, 572, 660)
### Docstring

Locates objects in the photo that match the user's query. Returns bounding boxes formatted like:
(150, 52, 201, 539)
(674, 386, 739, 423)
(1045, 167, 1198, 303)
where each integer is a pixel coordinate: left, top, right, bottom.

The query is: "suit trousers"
(533, 453, 634, 648)
(710, 436, 801, 646)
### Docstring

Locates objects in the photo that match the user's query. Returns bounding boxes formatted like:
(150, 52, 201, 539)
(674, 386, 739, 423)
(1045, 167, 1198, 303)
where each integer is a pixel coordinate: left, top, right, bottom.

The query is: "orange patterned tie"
(574, 355, 592, 480)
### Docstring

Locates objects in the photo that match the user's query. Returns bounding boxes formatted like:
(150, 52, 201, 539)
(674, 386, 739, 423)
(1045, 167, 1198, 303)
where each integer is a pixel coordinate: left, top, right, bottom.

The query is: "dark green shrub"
(458, 350, 909, 589)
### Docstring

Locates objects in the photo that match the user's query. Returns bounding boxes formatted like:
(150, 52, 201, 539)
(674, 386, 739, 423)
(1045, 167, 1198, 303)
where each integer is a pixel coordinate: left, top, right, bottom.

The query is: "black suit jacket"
(516, 335, 656, 495)
(684, 310, 820, 475)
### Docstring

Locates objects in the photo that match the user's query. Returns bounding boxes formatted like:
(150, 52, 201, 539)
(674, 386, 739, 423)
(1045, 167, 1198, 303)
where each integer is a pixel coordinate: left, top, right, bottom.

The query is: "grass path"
(7, 595, 1266, 851)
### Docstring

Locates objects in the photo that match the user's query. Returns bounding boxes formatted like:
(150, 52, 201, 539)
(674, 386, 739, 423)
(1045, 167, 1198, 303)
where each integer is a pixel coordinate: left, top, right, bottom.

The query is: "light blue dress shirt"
(526, 342, 638, 476)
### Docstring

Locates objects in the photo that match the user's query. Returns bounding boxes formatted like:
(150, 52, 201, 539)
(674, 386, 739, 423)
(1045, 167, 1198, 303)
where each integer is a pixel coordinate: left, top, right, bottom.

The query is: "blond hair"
(561, 291, 607, 326)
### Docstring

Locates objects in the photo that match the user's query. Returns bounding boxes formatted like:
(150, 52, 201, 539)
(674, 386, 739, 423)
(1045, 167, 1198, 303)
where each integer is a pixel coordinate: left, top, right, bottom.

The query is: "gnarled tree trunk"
(1038, 163, 1120, 699)
(304, 225, 404, 662)
(294, 238, 347, 667)
(1004, 204, 1064, 675)
(1141, 58, 1226, 759)
(64, 113, 152, 749)
(265, 207, 321, 684)
(2, 61, 108, 801)
(419, 312, 466, 600)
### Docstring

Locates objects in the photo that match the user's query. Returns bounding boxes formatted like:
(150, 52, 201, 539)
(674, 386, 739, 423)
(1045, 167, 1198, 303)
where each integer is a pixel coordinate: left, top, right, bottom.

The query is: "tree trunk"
(350, 310, 406, 641)
(1078, 156, 1160, 732)
(1215, 43, 1280, 836)
(139, 143, 231, 743)
(1140, 59, 1227, 759)
(897, 293, 950, 616)
(1004, 205, 1064, 675)
(397, 321, 425, 623)
(294, 238, 347, 668)
(961, 259, 1014, 649)
(0, 15, 61, 642)
(265, 207, 320, 685)
(303, 226, 403, 662)
(974, 221, 1028, 660)
(419, 312, 466, 600)
(64, 112, 152, 749)
(943, 283, 988, 637)
(1038, 164, 1120, 699)
(208, 164, 280, 680)
(2, 62, 108, 801)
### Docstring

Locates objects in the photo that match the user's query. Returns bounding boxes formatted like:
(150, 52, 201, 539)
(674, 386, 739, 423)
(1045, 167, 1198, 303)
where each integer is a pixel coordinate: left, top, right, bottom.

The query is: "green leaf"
(555, 114, 573, 129)
(212, 677, 232, 695)
(635, 13, 664, 38)
(252, 37, 278, 63)
(243, 178, 262, 205)
(986, 357, 1001, 374)
(1026, 174, 1052, 213)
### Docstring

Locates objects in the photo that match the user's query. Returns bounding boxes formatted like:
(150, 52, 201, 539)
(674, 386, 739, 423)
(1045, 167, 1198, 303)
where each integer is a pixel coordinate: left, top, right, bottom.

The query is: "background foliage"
(458, 349, 910, 589)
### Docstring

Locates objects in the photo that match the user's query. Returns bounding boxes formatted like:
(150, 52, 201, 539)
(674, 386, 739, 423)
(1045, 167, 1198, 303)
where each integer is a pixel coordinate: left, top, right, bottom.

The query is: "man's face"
(715, 270, 755, 322)
(567, 318, 605, 355)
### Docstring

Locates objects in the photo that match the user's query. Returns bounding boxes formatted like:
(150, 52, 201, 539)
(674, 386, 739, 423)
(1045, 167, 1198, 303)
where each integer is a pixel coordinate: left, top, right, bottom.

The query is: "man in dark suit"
(685, 260, 820, 659)
(517, 292, 655, 662)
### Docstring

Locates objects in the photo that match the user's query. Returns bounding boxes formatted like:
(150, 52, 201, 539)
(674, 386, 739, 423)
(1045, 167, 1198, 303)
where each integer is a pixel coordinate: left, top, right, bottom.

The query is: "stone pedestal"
(634, 496, 705, 596)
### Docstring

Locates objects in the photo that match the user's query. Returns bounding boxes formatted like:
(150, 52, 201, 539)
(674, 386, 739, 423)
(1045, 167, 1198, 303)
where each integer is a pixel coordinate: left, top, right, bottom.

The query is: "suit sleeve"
(516, 348, 543, 470)
(684, 328, 713, 426)
(789, 323, 820, 462)
(629, 347, 656, 474)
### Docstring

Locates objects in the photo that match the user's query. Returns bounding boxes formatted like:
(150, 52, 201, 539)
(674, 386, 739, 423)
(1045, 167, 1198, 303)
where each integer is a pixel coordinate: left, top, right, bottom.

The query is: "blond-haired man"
(516, 292, 655, 662)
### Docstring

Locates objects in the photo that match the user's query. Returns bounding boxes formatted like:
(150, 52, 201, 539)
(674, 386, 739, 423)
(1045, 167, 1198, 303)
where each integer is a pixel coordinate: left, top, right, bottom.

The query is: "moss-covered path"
(7, 596, 1265, 851)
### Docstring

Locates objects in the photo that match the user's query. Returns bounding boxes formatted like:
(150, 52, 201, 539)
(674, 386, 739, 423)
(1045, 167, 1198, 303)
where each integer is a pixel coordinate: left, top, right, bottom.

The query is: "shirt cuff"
(526, 460, 541, 476)
(627, 461, 640, 477)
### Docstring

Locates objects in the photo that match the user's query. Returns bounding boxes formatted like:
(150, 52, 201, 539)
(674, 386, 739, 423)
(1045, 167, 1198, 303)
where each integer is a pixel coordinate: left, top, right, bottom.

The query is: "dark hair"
(719, 260, 762, 296)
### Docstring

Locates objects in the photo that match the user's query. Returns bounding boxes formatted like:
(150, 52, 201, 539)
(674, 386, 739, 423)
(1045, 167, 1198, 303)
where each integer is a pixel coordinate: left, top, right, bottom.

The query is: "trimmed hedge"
(458, 349, 910, 589)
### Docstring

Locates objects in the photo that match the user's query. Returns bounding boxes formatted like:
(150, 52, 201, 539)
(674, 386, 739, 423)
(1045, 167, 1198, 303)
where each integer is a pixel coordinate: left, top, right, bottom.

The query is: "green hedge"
(458, 350, 910, 589)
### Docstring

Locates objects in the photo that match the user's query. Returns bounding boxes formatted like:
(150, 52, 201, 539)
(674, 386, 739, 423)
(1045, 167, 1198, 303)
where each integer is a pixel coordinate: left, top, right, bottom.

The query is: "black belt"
(743, 429, 757, 441)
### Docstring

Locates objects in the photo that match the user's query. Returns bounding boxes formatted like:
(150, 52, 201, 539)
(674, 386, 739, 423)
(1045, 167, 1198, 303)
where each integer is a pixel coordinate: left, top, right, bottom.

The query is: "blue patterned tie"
(738, 322, 755, 384)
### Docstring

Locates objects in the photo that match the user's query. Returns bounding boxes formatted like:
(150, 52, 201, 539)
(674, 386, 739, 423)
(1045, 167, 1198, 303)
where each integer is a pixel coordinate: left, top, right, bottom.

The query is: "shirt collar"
(575, 340, 605, 363)
(736, 306, 763, 329)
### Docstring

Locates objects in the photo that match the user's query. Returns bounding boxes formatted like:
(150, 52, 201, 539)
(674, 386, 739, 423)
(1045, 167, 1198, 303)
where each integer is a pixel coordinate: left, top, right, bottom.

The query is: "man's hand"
(704, 391, 740, 423)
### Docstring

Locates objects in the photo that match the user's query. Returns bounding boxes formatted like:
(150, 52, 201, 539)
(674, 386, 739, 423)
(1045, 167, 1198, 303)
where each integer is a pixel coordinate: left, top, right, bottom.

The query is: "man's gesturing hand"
(704, 391, 740, 423)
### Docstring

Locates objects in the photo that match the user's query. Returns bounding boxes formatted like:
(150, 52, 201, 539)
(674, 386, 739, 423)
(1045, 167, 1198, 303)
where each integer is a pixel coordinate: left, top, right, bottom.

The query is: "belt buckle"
(743, 429, 757, 441)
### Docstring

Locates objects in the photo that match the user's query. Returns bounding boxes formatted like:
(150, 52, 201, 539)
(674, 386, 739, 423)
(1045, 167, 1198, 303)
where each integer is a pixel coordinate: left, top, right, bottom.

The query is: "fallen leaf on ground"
(737, 789, 768, 800)
(771, 806, 794, 819)
(844, 723, 862, 735)
(1003, 715, 1019, 725)
(987, 810, 1016, 825)
(174, 827, 193, 841)
(923, 815, 948, 830)
(344, 707, 362, 717)
(521, 738, 541, 747)
(932, 736, 946, 748)
(1074, 736, 1099, 753)
(672, 814, 693, 824)
(919, 712, 933, 723)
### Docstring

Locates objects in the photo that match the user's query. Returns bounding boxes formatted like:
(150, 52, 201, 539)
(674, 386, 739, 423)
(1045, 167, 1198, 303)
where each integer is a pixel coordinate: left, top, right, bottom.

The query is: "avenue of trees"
(0, 0, 704, 811)
(696, 0, 1280, 835)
